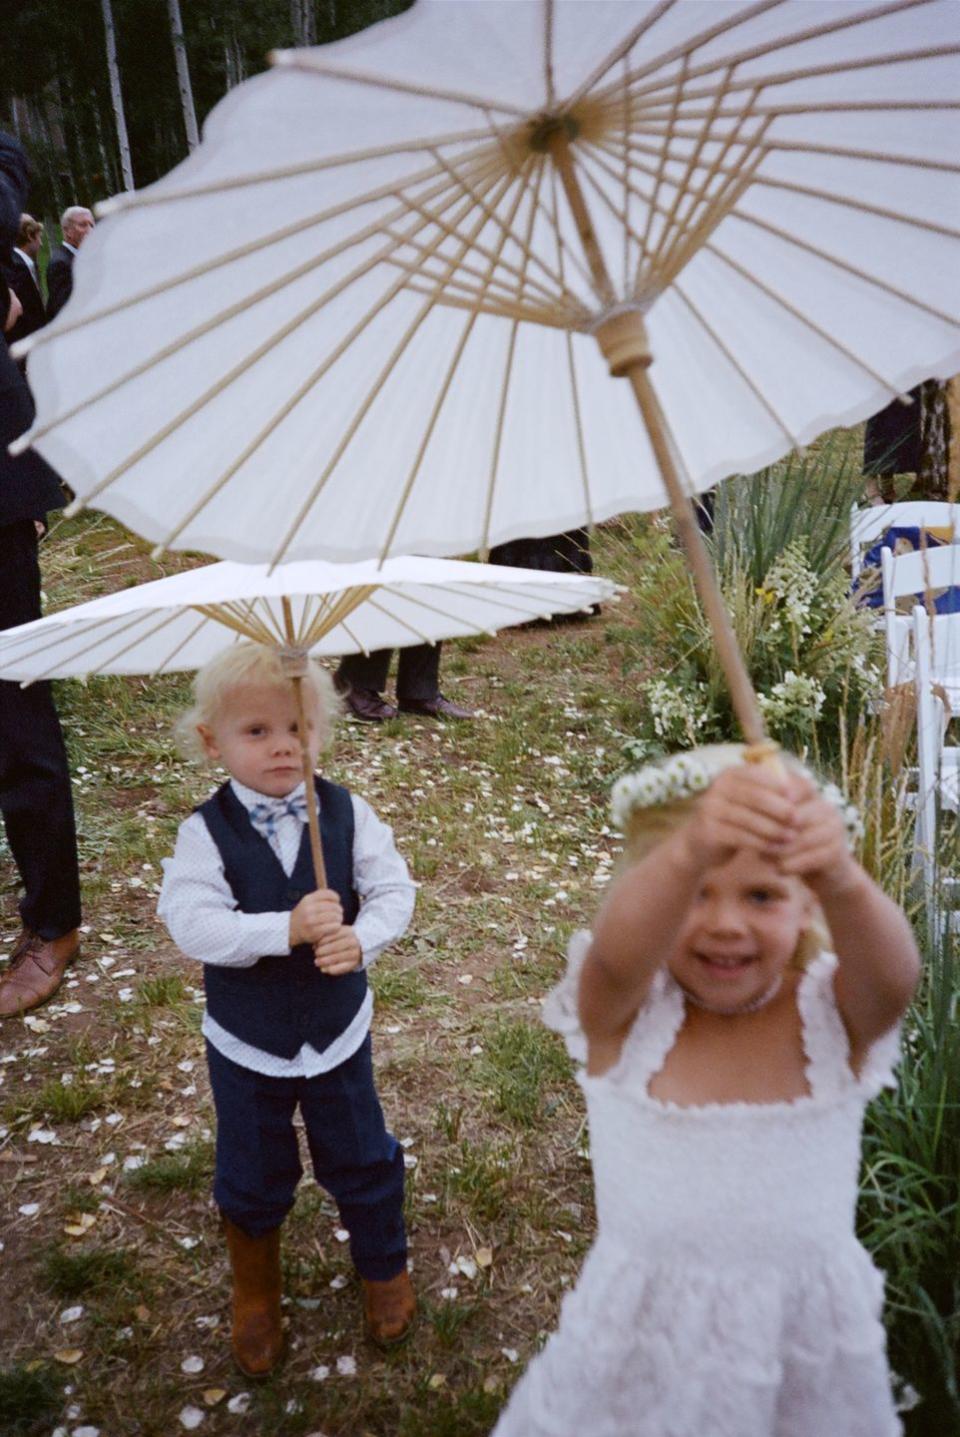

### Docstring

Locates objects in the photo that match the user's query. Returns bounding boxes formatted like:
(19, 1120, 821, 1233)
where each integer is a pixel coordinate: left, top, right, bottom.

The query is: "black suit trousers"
(336, 643, 441, 703)
(0, 520, 81, 937)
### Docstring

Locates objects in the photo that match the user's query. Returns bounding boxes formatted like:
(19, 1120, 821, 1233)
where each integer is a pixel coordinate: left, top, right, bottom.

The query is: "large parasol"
(12, 0, 960, 742)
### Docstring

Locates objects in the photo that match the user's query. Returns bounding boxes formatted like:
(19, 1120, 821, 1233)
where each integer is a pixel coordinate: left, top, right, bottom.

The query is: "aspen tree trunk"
(291, 0, 317, 46)
(168, 0, 200, 151)
(91, 103, 117, 194)
(224, 28, 246, 90)
(100, 0, 134, 189)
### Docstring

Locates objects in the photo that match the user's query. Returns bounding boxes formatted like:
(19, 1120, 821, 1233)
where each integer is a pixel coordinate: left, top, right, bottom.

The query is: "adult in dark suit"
(46, 204, 94, 322)
(336, 645, 473, 722)
(3, 214, 45, 352)
(0, 132, 81, 1018)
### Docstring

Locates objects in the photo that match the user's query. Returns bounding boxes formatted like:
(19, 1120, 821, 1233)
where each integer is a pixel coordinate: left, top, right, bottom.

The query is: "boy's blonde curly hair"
(176, 642, 341, 762)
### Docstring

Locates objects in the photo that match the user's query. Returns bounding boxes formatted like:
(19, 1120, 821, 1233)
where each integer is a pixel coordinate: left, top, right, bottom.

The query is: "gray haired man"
(46, 205, 94, 321)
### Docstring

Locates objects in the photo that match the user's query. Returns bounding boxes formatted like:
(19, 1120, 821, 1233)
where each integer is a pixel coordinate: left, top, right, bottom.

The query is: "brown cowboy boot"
(362, 1268, 416, 1348)
(222, 1215, 285, 1377)
(0, 929, 79, 1018)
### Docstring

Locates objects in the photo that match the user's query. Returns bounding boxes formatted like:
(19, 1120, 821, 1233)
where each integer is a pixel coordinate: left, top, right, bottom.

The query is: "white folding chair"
(849, 500, 960, 585)
(882, 545, 960, 689)
(912, 605, 960, 929)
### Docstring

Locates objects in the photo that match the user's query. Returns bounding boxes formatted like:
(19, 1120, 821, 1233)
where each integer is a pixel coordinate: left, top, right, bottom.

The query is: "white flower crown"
(611, 748, 863, 845)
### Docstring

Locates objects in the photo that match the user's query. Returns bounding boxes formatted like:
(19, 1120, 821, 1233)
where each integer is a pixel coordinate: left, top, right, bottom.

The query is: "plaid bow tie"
(248, 792, 309, 841)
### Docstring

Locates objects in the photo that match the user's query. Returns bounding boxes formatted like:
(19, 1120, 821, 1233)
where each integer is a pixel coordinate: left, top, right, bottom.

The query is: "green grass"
(41, 1245, 137, 1298)
(369, 962, 431, 1010)
(859, 927, 960, 1434)
(126, 1137, 214, 1193)
(5, 1076, 106, 1126)
(135, 973, 190, 1007)
(443, 1138, 516, 1224)
(479, 1016, 572, 1129)
(0, 1364, 62, 1436)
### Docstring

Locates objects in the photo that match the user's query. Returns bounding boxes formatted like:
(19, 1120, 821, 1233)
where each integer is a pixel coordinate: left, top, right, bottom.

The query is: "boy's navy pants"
(206, 1036, 406, 1281)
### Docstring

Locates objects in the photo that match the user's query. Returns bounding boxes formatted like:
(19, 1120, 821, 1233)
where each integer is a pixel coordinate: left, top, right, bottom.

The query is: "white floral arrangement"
(760, 541, 819, 637)
(611, 749, 863, 845)
(758, 670, 826, 727)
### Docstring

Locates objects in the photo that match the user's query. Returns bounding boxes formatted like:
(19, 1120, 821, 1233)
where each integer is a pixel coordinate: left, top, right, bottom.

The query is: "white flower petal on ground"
(333, 1228, 349, 1243)
(18, 1203, 39, 1217)
(329, 1275, 347, 1291)
(178, 1406, 204, 1430)
(336, 1355, 357, 1376)
(226, 1394, 251, 1415)
(501, 1348, 519, 1363)
(28, 1126, 57, 1144)
(60, 1305, 84, 1324)
(309, 1364, 330, 1382)
(181, 1355, 204, 1374)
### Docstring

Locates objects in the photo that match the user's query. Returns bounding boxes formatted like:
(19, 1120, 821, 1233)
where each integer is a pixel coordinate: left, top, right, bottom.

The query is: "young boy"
(158, 643, 416, 1375)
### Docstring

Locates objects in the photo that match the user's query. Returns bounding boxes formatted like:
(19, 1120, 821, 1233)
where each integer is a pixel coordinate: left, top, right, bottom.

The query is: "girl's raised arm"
(779, 781, 920, 1055)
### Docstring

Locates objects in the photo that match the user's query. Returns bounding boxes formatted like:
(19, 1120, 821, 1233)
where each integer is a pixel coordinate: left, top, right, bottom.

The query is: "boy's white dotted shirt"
(157, 778, 415, 1078)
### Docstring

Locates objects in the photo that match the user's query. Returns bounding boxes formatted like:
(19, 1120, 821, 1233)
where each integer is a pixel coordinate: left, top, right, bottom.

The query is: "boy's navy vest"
(197, 777, 365, 1060)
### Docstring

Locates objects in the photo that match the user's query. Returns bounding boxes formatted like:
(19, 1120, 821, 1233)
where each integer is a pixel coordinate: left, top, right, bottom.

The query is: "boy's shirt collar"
(229, 777, 308, 813)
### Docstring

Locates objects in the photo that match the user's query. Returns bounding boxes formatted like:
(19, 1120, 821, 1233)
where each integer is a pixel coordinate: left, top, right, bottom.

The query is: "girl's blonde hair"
(617, 743, 827, 969)
(177, 642, 341, 762)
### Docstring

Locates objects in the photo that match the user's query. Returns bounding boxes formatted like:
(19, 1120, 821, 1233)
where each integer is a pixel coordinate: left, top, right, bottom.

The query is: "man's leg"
(335, 650, 397, 722)
(0, 521, 80, 1016)
(396, 643, 472, 720)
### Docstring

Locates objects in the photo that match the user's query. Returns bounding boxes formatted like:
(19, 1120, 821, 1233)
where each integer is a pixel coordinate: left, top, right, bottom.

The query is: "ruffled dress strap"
(542, 928, 592, 1065)
(543, 930, 686, 1089)
(798, 950, 901, 1101)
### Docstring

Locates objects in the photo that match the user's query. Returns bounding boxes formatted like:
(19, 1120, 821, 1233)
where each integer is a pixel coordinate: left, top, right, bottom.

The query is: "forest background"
(1, 0, 413, 226)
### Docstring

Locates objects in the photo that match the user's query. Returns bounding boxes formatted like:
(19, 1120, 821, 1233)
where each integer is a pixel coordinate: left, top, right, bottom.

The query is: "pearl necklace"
(680, 973, 784, 1016)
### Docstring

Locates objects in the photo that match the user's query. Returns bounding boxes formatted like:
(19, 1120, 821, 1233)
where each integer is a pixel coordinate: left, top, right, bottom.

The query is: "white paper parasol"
(12, 0, 960, 740)
(0, 553, 615, 881)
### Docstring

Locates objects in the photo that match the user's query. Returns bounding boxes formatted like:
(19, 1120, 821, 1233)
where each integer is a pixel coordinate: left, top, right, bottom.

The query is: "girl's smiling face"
(197, 682, 318, 798)
(668, 848, 812, 1012)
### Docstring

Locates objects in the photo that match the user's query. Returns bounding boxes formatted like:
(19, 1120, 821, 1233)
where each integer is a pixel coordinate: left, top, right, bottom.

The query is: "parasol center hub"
(528, 110, 580, 153)
(279, 645, 309, 678)
(593, 309, 652, 377)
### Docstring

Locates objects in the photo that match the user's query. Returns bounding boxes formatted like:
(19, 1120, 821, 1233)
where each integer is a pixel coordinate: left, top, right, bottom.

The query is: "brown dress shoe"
(222, 1216, 285, 1377)
(0, 929, 79, 1018)
(362, 1268, 416, 1348)
(397, 693, 474, 720)
(346, 687, 399, 722)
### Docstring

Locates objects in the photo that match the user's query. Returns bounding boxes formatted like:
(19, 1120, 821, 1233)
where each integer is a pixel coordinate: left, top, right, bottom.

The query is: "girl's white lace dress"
(492, 935, 902, 1437)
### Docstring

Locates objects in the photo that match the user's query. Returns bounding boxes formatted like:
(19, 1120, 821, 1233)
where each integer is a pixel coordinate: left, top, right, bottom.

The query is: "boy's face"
(198, 683, 319, 798)
(668, 849, 812, 1012)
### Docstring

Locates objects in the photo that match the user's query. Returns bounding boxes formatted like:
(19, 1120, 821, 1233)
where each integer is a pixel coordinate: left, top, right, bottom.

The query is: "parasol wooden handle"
(279, 600, 327, 889)
(289, 670, 327, 889)
(550, 135, 769, 748)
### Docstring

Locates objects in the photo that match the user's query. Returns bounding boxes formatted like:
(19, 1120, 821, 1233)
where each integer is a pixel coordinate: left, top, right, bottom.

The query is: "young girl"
(493, 745, 919, 1437)
(158, 643, 416, 1375)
